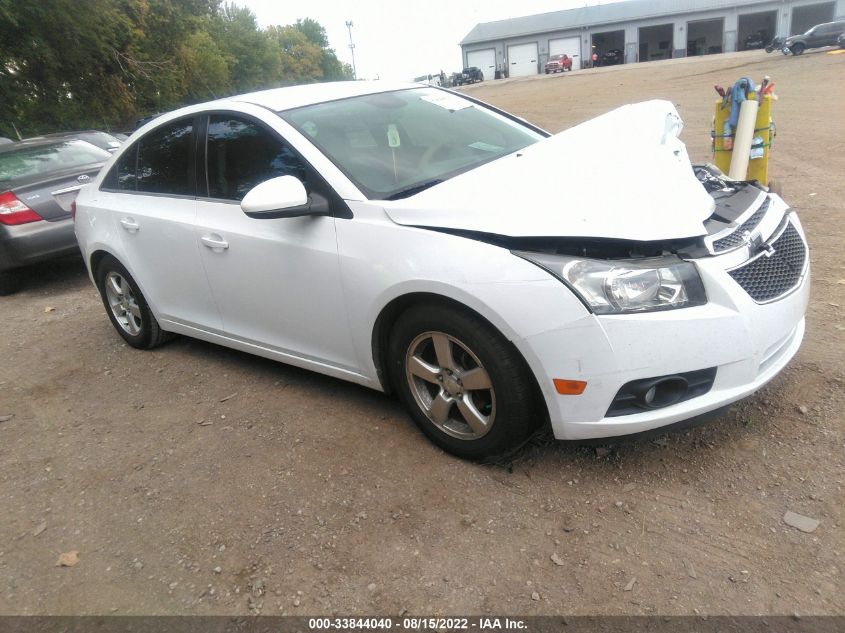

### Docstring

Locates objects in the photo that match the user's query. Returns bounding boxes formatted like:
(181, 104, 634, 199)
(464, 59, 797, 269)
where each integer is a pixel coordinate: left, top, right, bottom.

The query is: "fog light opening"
(634, 377, 688, 409)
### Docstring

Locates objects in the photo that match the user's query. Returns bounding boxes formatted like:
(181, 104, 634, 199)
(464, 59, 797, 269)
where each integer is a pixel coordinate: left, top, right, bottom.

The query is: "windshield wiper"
(385, 179, 444, 201)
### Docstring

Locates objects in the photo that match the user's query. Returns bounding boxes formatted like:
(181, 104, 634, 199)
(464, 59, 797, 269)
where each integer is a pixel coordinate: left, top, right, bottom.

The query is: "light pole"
(345, 20, 357, 80)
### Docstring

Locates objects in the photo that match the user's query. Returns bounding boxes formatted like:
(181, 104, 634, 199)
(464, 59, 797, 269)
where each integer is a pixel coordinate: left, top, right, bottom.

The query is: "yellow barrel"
(712, 92, 774, 185)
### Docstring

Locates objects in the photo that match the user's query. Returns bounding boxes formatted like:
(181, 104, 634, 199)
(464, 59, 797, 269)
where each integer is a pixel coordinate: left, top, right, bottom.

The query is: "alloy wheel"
(404, 331, 496, 440)
(104, 271, 142, 336)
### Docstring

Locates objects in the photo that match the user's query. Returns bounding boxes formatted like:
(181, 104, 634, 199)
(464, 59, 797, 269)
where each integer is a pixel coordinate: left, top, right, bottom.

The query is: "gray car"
(0, 139, 111, 294)
(24, 130, 124, 153)
(784, 20, 845, 54)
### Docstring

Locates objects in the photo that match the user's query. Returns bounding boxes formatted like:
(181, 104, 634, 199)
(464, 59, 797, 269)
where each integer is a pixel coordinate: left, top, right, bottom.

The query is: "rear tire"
(0, 270, 21, 296)
(387, 304, 543, 460)
(95, 255, 170, 349)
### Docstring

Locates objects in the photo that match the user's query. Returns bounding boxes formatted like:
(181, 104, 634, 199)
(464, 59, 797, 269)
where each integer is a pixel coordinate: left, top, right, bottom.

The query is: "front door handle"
(120, 217, 140, 233)
(201, 235, 229, 251)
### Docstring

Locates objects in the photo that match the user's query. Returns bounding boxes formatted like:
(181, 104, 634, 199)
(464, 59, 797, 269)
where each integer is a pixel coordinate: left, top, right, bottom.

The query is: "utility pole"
(345, 20, 357, 80)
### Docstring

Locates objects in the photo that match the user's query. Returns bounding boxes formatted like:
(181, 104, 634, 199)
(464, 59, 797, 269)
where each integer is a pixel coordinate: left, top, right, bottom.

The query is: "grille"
(712, 198, 770, 252)
(728, 221, 806, 302)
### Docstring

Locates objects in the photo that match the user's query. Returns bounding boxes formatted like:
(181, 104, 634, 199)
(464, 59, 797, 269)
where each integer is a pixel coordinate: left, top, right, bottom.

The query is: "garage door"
(507, 42, 539, 77)
(466, 49, 495, 81)
(549, 37, 581, 66)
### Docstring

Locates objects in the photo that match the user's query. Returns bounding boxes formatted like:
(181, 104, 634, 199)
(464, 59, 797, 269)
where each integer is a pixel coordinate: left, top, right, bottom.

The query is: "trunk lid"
(10, 164, 103, 221)
(382, 100, 715, 242)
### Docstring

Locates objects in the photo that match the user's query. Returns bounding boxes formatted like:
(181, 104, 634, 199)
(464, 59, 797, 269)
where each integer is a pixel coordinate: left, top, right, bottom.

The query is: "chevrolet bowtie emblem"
(747, 232, 775, 257)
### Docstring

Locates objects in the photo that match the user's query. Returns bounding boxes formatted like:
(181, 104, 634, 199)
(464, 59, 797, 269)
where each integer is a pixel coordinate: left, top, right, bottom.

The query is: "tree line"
(0, 0, 353, 137)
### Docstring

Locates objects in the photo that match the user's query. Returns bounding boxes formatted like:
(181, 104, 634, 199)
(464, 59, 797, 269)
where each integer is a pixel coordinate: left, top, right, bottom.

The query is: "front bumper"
(519, 208, 810, 440)
(0, 217, 79, 272)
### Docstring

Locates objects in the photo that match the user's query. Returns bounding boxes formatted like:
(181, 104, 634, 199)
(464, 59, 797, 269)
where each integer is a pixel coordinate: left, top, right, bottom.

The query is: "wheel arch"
(89, 248, 116, 278)
(370, 292, 547, 423)
(88, 247, 162, 322)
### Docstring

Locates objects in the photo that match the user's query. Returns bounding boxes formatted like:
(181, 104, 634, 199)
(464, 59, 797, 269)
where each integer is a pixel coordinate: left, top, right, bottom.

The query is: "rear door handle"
(201, 235, 229, 251)
(120, 217, 140, 233)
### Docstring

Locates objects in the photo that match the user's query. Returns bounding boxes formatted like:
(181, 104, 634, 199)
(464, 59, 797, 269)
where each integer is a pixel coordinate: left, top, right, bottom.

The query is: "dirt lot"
(1, 49, 843, 617)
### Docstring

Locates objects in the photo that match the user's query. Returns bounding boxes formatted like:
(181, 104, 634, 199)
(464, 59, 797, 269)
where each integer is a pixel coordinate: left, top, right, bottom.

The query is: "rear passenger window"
(116, 145, 138, 190)
(205, 115, 306, 201)
(136, 118, 194, 195)
(101, 144, 138, 191)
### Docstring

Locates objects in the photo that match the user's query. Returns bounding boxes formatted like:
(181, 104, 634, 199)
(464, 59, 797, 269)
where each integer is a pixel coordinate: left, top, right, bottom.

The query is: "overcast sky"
(244, 0, 610, 81)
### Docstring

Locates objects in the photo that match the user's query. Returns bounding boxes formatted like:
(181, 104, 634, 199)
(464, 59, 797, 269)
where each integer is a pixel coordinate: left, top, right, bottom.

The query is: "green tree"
(0, 1, 353, 137)
(0, 0, 143, 135)
(213, 4, 280, 93)
(267, 25, 323, 84)
(293, 17, 354, 81)
(126, 0, 222, 113)
(179, 28, 231, 101)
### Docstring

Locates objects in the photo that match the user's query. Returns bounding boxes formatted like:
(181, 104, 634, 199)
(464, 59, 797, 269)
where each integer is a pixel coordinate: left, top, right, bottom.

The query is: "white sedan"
(71, 81, 809, 459)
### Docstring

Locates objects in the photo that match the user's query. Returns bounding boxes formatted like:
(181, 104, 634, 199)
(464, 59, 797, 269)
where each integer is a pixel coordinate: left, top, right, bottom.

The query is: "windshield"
(0, 140, 109, 185)
(280, 88, 544, 200)
(75, 131, 123, 151)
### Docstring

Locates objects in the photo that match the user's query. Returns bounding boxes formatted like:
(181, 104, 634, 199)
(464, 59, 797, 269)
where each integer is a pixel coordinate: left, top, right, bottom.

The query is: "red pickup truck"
(544, 54, 573, 73)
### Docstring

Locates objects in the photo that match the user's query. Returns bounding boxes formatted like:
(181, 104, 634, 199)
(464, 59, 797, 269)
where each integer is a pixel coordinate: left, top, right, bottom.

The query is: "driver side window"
(205, 115, 307, 202)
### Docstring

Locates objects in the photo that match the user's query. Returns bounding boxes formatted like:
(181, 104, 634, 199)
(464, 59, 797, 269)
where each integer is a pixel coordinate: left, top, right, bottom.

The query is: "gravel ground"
(0, 48, 843, 616)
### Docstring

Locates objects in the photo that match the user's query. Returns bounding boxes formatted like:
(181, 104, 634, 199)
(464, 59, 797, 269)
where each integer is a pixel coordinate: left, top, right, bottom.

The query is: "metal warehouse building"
(460, 0, 845, 77)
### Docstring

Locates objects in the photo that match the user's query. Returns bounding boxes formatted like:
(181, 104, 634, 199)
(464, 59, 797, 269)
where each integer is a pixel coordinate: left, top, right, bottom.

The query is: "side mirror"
(240, 175, 330, 219)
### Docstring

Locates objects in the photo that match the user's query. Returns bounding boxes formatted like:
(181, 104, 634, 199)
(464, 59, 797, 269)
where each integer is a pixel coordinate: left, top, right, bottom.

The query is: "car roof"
(27, 130, 117, 140)
(0, 137, 99, 154)
(220, 80, 418, 113)
(127, 81, 434, 140)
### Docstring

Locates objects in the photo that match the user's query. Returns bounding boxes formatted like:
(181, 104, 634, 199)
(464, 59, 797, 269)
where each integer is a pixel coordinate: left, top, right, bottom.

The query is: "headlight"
(514, 252, 707, 314)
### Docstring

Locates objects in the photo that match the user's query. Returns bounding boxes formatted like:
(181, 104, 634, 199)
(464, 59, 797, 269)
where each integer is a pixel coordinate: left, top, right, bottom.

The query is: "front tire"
(791, 43, 805, 55)
(388, 304, 543, 460)
(95, 255, 170, 349)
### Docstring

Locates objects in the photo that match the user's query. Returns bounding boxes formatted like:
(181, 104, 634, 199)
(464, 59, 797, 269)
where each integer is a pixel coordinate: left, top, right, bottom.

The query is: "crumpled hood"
(383, 100, 715, 242)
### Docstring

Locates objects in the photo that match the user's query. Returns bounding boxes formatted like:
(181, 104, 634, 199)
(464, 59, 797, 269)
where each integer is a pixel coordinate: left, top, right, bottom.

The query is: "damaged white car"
(72, 82, 809, 459)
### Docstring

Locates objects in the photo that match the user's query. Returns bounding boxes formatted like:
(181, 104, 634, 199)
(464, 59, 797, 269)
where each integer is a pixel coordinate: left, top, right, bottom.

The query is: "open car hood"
(382, 100, 715, 242)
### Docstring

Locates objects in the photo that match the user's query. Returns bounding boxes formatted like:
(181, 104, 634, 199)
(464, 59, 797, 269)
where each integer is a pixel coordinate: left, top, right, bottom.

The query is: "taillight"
(0, 191, 43, 225)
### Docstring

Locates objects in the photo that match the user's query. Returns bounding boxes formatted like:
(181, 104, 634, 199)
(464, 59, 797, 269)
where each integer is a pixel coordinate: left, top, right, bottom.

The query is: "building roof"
(461, 0, 777, 45)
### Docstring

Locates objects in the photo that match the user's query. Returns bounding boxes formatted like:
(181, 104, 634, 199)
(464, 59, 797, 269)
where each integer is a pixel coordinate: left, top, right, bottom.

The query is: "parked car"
(0, 139, 110, 294)
(459, 66, 483, 84)
(743, 30, 769, 50)
(24, 130, 123, 153)
(783, 20, 845, 54)
(0, 137, 14, 145)
(839, 32, 845, 48)
(70, 83, 809, 460)
(544, 54, 572, 73)
(599, 49, 624, 66)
